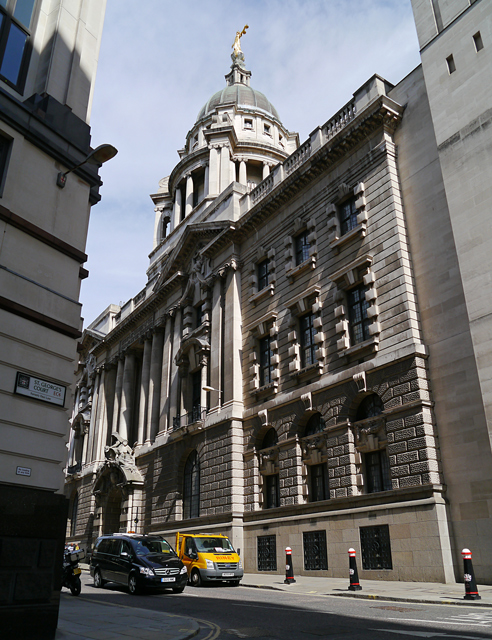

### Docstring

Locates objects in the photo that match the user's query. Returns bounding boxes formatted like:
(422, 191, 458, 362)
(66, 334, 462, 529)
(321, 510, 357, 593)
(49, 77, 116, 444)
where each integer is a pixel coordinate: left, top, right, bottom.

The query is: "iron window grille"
(257, 258, 270, 290)
(183, 451, 200, 519)
(360, 524, 393, 570)
(365, 449, 392, 493)
(303, 530, 328, 570)
(259, 335, 273, 386)
(310, 463, 329, 502)
(257, 535, 277, 571)
(300, 312, 316, 368)
(347, 285, 371, 345)
(295, 230, 310, 265)
(340, 197, 358, 235)
(0, 0, 37, 91)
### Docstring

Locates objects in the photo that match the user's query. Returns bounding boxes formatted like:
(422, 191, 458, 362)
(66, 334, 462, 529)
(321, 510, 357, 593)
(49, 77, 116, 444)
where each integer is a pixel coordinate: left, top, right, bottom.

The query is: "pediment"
(153, 221, 235, 293)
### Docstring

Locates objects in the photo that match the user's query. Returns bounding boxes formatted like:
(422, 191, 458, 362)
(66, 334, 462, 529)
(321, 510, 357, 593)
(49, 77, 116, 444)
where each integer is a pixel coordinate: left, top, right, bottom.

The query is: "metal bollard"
(462, 548, 481, 600)
(348, 548, 362, 591)
(284, 547, 296, 584)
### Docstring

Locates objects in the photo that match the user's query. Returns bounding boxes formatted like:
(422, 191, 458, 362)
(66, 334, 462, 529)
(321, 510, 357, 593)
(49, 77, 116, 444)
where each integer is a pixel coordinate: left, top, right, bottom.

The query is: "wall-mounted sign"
(14, 372, 66, 407)
(16, 466, 31, 477)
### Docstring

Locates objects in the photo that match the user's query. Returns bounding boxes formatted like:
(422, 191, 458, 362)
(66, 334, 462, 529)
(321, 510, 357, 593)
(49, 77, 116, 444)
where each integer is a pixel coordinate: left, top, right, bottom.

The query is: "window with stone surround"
(70, 492, 78, 537)
(246, 311, 279, 395)
(286, 285, 324, 378)
(0, 0, 37, 91)
(248, 246, 275, 304)
(284, 216, 317, 280)
(310, 463, 329, 502)
(258, 428, 280, 510)
(327, 182, 368, 251)
(301, 411, 329, 502)
(257, 535, 277, 571)
(330, 255, 380, 359)
(183, 451, 200, 519)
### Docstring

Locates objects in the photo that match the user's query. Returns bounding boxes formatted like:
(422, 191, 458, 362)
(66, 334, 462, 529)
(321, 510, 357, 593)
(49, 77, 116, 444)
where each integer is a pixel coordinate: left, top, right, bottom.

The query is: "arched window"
(304, 413, 325, 437)
(183, 451, 200, 519)
(70, 493, 78, 537)
(261, 428, 278, 449)
(356, 394, 384, 420)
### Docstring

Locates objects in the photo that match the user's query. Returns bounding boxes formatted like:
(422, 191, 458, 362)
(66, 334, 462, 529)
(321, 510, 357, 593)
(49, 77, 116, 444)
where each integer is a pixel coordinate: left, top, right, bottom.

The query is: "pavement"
(55, 569, 492, 640)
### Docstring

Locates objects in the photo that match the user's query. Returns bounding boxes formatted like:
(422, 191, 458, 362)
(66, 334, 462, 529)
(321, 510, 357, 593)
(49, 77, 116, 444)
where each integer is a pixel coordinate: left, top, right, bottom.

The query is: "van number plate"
(222, 572, 234, 577)
(161, 577, 175, 582)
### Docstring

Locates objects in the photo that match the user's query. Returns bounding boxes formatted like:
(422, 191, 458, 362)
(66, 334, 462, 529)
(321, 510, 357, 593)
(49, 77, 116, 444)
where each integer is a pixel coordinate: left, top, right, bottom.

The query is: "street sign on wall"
(14, 372, 66, 407)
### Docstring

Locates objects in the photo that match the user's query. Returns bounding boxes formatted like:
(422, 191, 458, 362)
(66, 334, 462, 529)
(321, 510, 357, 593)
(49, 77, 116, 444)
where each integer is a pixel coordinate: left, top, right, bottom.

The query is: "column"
(119, 351, 136, 443)
(168, 309, 182, 429)
(147, 329, 164, 442)
(208, 146, 218, 195)
(224, 267, 242, 403)
(137, 337, 152, 445)
(185, 174, 193, 217)
(86, 370, 100, 463)
(111, 357, 124, 435)
(172, 187, 182, 230)
(209, 278, 223, 407)
(220, 145, 231, 192)
(94, 367, 107, 461)
(262, 162, 270, 180)
(200, 354, 208, 412)
(239, 160, 247, 185)
(204, 164, 209, 197)
(159, 315, 173, 434)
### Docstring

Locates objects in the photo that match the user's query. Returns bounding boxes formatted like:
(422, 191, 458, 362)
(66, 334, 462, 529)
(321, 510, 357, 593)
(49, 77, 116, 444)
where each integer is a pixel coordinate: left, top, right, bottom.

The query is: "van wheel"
(172, 586, 185, 593)
(128, 573, 140, 595)
(93, 569, 105, 588)
(190, 569, 202, 587)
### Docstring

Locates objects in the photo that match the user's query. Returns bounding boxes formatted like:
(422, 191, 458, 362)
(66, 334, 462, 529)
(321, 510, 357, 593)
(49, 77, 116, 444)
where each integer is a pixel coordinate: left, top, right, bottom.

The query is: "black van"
(90, 534, 187, 594)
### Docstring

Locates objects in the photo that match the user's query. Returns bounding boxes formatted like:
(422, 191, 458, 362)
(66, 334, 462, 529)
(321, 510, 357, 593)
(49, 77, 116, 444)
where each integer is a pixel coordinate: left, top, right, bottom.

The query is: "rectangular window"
(263, 123, 271, 136)
(360, 524, 392, 570)
(365, 449, 392, 493)
(244, 118, 253, 129)
(257, 258, 269, 290)
(0, 0, 36, 90)
(340, 197, 358, 235)
(295, 231, 310, 265)
(303, 531, 328, 571)
(257, 535, 276, 571)
(300, 312, 316, 368)
(473, 31, 484, 52)
(265, 474, 279, 509)
(195, 304, 203, 327)
(347, 285, 370, 345)
(259, 335, 273, 387)
(310, 463, 329, 502)
(446, 54, 456, 74)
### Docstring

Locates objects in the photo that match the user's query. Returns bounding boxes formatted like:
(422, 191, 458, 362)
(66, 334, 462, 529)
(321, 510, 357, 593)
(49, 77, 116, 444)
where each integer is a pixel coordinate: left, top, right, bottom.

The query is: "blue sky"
(82, 0, 421, 326)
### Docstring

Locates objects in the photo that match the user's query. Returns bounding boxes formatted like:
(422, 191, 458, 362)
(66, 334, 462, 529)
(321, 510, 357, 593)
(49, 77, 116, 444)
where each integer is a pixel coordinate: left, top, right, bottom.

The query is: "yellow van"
(175, 532, 243, 586)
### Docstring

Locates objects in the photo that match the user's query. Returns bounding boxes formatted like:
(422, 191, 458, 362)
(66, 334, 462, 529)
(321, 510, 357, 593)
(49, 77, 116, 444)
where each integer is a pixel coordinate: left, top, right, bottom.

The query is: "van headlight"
(238, 560, 242, 569)
(180, 566, 187, 574)
(206, 559, 215, 570)
(139, 567, 155, 576)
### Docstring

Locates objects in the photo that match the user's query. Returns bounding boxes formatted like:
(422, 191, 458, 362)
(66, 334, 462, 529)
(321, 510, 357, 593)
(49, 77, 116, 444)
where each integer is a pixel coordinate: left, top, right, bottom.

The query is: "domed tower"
(149, 36, 299, 275)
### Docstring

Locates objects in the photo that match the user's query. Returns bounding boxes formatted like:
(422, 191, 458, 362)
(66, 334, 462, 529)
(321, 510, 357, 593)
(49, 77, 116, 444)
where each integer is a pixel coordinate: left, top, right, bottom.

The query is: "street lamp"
(56, 143, 118, 188)
(203, 385, 223, 397)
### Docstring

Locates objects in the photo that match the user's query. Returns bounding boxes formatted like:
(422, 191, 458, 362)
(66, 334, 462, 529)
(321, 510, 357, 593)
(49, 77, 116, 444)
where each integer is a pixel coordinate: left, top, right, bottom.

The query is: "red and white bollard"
(284, 547, 296, 584)
(348, 548, 362, 591)
(462, 548, 481, 600)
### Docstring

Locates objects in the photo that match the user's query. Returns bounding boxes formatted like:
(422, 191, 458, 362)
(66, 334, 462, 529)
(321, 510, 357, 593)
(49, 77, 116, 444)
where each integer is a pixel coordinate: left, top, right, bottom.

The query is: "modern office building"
(66, 0, 492, 585)
(0, 1, 108, 638)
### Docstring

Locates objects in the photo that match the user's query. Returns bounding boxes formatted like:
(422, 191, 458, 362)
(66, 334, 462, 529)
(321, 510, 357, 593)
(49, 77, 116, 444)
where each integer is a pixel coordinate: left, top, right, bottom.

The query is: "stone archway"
(103, 488, 122, 534)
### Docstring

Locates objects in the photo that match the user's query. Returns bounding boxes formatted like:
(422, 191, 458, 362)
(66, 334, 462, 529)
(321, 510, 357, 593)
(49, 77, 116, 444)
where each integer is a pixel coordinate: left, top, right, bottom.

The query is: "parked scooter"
(62, 546, 85, 596)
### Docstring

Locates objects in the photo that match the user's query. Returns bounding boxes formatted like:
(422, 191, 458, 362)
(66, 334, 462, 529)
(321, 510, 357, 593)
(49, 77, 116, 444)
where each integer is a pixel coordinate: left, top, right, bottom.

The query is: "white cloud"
(81, 0, 421, 326)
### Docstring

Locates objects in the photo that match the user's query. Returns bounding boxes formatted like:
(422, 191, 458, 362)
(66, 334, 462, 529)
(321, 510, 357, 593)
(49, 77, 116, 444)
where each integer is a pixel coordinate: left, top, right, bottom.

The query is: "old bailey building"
(65, 1, 492, 585)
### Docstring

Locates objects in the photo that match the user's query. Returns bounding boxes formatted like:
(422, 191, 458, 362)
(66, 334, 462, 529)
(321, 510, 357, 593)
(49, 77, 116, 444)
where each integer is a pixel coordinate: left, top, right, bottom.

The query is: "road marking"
(374, 631, 485, 639)
(385, 618, 490, 627)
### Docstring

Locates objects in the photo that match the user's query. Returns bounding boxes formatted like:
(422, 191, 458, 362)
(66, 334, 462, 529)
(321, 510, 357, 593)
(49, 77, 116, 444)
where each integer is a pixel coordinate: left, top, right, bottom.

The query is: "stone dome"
(196, 83, 280, 122)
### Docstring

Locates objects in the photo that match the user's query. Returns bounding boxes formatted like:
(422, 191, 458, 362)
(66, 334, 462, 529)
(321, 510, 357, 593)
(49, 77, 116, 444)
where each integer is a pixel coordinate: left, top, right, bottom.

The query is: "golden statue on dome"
(232, 25, 249, 56)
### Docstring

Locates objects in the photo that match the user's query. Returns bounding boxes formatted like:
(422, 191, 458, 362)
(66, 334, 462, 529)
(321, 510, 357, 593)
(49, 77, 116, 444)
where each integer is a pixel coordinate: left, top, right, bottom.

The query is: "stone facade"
(66, 0, 492, 586)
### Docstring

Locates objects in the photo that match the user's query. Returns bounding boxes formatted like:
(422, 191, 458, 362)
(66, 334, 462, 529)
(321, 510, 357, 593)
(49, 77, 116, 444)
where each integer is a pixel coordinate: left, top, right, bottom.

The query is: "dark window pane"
(0, 1, 7, 9)
(259, 335, 273, 386)
(360, 524, 392, 570)
(265, 474, 279, 509)
(258, 535, 276, 571)
(348, 285, 370, 345)
(261, 428, 277, 449)
(295, 231, 310, 265)
(14, 0, 36, 27)
(0, 134, 11, 188)
(340, 197, 358, 235)
(310, 463, 329, 502)
(304, 413, 325, 437)
(184, 451, 200, 519)
(366, 449, 392, 493)
(300, 313, 316, 368)
(1, 22, 27, 84)
(258, 259, 269, 290)
(356, 394, 384, 421)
